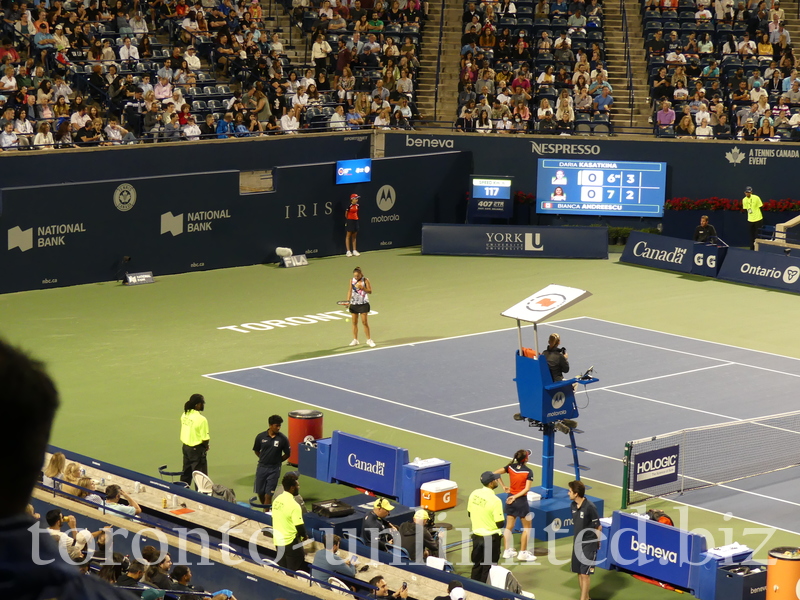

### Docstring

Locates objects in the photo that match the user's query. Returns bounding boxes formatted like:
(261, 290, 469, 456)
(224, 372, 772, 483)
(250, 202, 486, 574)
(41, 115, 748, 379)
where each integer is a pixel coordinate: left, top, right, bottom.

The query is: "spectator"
(45, 509, 102, 561)
(656, 100, 675, 129)
(311, 533, 358, 583)
(33, 121, 54, 149)
(75, 476, 104, 504)
(740, 117, 758, 139)
(104, 484, 141, 519)
(42, 452, 66, 488)
(593, 87, 613, 115)
(116, 561, 146, 592)
(696, 117, 713, 138)
(144, 553, 173, 589)
(675, 114, 695, 137)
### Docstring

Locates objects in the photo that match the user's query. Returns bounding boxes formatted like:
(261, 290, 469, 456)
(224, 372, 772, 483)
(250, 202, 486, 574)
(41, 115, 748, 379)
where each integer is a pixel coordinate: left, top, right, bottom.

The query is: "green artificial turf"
(3, 247, 799, 600)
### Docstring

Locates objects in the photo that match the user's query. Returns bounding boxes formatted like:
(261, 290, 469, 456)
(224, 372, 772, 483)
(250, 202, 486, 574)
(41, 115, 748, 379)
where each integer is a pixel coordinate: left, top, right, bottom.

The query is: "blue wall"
(0, 151, 470, 294)
(385, 132, 800, 228)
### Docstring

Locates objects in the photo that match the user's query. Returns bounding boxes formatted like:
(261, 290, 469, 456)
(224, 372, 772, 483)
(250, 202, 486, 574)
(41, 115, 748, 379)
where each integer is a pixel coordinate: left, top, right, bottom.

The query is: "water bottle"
(79, 468, 86, 477)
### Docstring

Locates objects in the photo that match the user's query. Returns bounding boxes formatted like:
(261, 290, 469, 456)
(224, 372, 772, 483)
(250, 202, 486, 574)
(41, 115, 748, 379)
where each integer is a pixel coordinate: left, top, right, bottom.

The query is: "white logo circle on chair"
(552, 392, 566, 409)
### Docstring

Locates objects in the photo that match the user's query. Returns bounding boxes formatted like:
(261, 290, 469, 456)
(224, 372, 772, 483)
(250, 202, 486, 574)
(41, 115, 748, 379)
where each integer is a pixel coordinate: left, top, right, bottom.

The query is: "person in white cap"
(467, 471, 504, 582)
(742, 186, 763, 250)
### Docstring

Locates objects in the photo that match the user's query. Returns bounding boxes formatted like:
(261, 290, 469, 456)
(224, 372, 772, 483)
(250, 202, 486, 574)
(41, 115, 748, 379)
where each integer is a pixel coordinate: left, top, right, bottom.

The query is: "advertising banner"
(330, 431, 409, 496)
(632, 445, 680, 492)
(716, 247, 800, 293)
(691, 243, 728, 278)
(620, 232, 695, 273)
(421, 224, 608, 258)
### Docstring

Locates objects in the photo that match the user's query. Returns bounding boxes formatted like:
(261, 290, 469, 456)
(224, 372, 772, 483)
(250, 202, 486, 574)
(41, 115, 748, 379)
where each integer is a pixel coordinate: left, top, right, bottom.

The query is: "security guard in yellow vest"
(272, 473, 308, 572)
(180, 394, 209, 486)
(467, 471, 505, 582)
(743, 186, 763, 250)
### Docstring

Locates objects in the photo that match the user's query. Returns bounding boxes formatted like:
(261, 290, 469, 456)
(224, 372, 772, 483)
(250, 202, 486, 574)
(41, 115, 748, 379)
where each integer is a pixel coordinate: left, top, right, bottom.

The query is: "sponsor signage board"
(620, 231, 695, 273)
(632, 445, 680, 491)
(421, 224, 608, 259)
(716, 247, 800, 293)
(330, 431, 409, 496)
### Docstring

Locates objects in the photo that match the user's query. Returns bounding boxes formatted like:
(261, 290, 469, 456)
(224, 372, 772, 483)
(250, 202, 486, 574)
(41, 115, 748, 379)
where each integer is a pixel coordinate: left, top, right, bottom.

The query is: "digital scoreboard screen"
(470, 176, 514, 219)
(471, 176, 513, 200)
(536, 159, 668, 217)
(335, 158, 372, 184)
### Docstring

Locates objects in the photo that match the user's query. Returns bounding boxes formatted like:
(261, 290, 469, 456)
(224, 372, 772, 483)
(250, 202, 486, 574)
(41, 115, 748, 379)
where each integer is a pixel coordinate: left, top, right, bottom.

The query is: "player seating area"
(0, 0, 421, 151)
(643, 0, 800, 140)
(454, 0, 613, 134)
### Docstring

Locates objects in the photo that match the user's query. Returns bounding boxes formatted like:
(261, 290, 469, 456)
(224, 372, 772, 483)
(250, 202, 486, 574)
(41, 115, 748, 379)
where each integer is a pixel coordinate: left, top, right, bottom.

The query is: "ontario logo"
(8, 223, 87, 252)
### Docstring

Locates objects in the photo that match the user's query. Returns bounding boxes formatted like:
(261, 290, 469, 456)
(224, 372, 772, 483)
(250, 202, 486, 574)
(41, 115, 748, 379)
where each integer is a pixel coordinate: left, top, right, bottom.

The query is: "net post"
(621, 441, 631, 509)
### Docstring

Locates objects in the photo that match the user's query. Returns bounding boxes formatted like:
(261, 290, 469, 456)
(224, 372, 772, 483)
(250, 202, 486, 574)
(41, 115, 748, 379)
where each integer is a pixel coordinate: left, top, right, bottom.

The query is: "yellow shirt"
(272, 490, 304, 546)
(467, 486, 504, 536)
(180, 410, 209, 446)
(743, 193, 763, 222)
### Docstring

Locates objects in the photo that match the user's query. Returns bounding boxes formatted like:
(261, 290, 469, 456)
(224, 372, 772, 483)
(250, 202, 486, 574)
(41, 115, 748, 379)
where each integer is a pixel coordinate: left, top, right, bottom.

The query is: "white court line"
(204, 316, 800, 530)
(586, 317, 800, 364)
(555, 320, 800, 380)
(205, 316, 585, 377)
(451, 362, 735, 418)
(256, 367, 620, 463)
(203, 372, 800, 529)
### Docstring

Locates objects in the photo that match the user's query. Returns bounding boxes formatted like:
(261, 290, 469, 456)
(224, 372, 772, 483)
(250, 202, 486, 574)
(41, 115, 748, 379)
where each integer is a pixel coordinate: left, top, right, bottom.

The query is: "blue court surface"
(206, 317, 800, 534)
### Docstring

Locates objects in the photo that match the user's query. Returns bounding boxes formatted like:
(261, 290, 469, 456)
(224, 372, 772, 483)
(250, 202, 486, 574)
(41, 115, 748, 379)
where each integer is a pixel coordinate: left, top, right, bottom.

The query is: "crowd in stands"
(645, 0, 800, 140)
(0, 0, 424, 150)
(454, 0, 612, 134)
(38, 452, 237, 599)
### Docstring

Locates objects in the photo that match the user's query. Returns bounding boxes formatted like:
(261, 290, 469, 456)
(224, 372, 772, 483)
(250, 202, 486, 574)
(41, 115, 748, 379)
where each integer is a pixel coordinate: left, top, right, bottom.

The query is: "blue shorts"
(254, 464, 281, 496)
(506, 496, 531, 519)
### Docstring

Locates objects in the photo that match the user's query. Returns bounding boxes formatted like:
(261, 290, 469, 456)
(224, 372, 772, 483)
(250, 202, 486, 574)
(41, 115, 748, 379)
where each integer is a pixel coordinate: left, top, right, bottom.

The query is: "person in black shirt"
(252, 414, 290, 507)
(541, 333, 569, 382)
(433, 581, 464, 600)
(455, 109, 476, 132)
(568, 480, 600, 600)
(714, 113, 732, 138)
(199, 113, 216, 138)
(693, 214, 718, 242)
(645, 30, 666, 56)
(115, 561, 145, 594)
(363, 498, 399, 552)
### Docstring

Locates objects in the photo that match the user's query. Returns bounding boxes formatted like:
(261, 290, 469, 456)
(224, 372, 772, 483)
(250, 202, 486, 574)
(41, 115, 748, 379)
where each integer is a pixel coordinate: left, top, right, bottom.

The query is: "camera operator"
(541, 333, 569, 382)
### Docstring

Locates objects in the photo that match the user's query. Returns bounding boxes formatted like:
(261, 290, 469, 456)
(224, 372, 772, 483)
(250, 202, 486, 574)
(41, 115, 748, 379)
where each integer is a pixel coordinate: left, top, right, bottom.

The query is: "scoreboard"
(536, 159, 668, 217)
(469, 175, 514, 219)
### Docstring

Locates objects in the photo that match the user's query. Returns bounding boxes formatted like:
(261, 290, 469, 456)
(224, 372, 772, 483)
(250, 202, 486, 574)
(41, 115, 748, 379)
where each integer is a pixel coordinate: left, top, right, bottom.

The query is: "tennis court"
(207, 316, 800, 536)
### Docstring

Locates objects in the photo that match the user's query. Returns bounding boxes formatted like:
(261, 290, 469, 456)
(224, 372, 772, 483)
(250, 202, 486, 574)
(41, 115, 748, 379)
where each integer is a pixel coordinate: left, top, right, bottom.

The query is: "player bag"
(646, 509, 674, 526)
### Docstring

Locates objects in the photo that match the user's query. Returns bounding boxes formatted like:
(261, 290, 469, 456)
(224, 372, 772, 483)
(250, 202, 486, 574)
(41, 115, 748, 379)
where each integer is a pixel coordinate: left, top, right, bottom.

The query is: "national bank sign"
(331, 431, 407, 496)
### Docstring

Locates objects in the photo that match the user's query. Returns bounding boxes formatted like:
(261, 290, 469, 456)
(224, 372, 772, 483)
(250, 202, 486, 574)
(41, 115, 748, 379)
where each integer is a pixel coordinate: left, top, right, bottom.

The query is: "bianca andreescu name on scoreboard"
(536, 159, 668, 217)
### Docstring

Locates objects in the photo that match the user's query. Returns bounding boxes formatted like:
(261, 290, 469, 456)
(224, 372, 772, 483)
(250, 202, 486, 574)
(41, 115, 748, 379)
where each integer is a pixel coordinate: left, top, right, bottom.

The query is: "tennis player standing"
(345, 193, 360, 257)
(348, 266, 375, 347)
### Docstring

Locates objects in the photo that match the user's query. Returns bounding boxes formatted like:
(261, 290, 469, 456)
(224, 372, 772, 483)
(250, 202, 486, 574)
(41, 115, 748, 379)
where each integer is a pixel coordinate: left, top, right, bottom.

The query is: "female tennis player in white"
(348, 266, 375, 347)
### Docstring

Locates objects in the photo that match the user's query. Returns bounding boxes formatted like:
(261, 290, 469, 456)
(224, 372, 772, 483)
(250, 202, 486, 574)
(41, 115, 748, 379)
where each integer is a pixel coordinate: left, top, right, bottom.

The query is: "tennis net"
(622, 410, 800, 508)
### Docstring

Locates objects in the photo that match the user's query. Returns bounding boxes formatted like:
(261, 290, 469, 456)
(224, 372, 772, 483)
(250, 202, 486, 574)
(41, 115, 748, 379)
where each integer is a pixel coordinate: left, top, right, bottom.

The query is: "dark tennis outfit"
(570, 497, 600, 575)
(253, 430, 290, 497)
(504, 462, 534, 518)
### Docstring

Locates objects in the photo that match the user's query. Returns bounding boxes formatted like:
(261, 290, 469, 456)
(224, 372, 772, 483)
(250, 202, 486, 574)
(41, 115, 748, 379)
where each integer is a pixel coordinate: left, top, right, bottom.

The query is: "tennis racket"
(337, 300, 350, 306)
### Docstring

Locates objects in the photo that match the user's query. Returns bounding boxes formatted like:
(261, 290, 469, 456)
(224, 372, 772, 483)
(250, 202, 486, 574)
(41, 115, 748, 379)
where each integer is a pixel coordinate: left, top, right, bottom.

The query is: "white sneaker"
(352, 250, 360, 256)
(346, 251, 352, 257)
(517, 550, 536, 561)
(502, 548, 518, 559)
(366, 339, 376, 347)
(349, 339, 359, 346)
